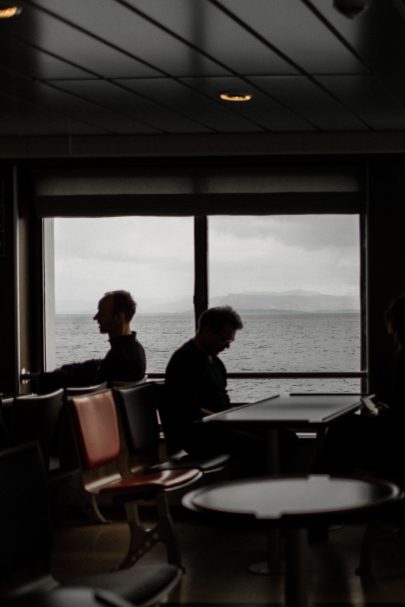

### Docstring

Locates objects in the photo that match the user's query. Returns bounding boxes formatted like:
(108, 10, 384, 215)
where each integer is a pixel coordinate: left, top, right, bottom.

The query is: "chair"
(113, 382, 230, 474)
(2, 588, 135, 607)
(68, 389, 201, 568)
(64, 382, 108, 397)
(0, 443, 181, 605)
(110, 376, 147, 389)
(151, 382, 232, 473)
(8, 389, 64, 471)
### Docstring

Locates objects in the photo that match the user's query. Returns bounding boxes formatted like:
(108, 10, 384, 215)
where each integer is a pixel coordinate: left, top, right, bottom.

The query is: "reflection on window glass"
(50, 217, 194, 373)
(209, 215, 361, 401)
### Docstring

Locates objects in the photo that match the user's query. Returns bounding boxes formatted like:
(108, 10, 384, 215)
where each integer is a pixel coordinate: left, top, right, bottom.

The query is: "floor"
(51, 501, 405, 606)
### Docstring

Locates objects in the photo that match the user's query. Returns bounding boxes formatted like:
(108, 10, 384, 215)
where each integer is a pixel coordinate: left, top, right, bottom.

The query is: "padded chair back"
(69, 390, 121, 470)
(64, 382, 108, 397)
(0, 443, 51, 579)
(9, 389, 64, 467)
(113, 383, 160, 466)
(110, 377, 147, 388)
(152, 382, 183, 456)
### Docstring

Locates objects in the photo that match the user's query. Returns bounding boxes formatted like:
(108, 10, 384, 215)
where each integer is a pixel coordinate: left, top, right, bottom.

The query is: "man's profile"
(165, 306, 263, 468)
(38, 290, 146, 391)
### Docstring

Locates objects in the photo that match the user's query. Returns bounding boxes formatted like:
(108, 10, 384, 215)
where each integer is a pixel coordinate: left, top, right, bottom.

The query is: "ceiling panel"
(217, 0, 368, 74)
(180, 76, 315, 131)
(0, 74, 158, 134)
(124, 0, 298, 75)
(52, 79, 213, 133)
(27, 0, 228, 77)
(249, 76, 368, 131)
(116, 78, 264, 132)
(0, 91, 103, 135)
(0, 33, 90, 80)
(317, 75, 405, 130)
(1, 1, 159, 78)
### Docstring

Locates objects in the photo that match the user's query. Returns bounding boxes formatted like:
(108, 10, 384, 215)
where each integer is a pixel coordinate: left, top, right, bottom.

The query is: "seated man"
(165, 306, 265, 472)
(314, 295, 405, 480)
(38, 290, 146, 392)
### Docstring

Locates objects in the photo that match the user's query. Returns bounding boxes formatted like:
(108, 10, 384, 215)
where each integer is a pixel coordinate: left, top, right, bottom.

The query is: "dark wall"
(367, 159, 405, 400)
(0, 167, 18, 394)
(0, 166, 42, 395)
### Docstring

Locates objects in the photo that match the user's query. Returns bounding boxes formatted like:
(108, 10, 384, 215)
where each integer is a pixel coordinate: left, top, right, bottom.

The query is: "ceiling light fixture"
(0, 4, 22, 18)
(220, 93, 253, 102)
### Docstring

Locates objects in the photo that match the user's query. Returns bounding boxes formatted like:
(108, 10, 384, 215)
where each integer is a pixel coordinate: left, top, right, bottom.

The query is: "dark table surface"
(202, 393, 362, 428)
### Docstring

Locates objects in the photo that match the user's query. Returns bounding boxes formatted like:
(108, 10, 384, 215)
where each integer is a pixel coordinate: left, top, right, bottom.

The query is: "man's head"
(195, 306, 243, 355)
(94, 290, 136, 337)
(386, 295, 405, 348)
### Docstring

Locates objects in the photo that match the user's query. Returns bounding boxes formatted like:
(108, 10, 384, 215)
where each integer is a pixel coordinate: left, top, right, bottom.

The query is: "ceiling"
(1, 0, 405, 140)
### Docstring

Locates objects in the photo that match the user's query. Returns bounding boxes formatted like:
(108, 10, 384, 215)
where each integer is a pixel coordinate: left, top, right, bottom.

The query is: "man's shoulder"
(166, 340, 198, 371)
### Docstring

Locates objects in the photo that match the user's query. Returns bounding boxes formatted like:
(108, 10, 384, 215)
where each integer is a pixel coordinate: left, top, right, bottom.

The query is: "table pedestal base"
(285, 527, 308, 607)
(248, 529, 284, 575)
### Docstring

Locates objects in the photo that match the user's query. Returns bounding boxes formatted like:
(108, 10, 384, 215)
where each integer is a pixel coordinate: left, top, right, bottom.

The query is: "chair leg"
(156, 493, 183, 569)
(119, 494, 183, 569)
(88, 494, 111, 524)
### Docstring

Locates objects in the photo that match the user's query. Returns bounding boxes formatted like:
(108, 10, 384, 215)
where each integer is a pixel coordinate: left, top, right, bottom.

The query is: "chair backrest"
(113, 383, 160, 466)
(152, 382, 183, 456)
(69, 390, 121, 470)
(0, 443, 51, 581)
(110, 377, 147, 389)
(64, 382, 108, 397)
(9, 389, 64, 466)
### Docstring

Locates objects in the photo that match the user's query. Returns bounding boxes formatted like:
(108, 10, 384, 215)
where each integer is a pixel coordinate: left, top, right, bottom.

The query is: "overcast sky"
(53, 215, 360, 314)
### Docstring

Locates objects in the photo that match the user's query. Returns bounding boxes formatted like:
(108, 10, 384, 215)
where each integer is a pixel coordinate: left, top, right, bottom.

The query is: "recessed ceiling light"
(220, 93, 253, 102)
(0, 4, 22, 18)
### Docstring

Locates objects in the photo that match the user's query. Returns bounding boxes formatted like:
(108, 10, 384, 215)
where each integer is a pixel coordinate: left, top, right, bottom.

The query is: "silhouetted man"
(38, 290, 146, 391)
(165, 306, 265, 470)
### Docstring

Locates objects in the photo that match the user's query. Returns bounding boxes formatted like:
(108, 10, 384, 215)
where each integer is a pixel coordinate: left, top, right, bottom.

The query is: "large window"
(209, 215, 361, 401)
(45, 213, 362, 401)
(46, 216, 194, 372)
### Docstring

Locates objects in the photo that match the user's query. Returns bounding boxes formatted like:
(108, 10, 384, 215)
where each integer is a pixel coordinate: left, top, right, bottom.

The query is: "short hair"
(386, 295, 405, 346)
(103, 290, 136, 322)
(198, 306, 243, 333)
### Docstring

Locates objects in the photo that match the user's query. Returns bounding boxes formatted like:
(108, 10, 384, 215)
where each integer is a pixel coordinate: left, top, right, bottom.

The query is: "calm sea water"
(54, 311, 361, 402)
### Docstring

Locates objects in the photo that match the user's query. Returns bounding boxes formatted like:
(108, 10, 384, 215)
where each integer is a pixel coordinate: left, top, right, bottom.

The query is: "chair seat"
(66, 564, 181, 606)
(92, 468, 201, 496)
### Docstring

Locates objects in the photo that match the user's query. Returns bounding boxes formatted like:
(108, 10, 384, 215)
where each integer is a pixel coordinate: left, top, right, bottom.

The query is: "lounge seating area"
(2, 383, 405, 607)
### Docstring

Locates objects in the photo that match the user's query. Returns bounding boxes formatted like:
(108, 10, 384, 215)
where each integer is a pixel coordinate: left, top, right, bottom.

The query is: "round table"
(183, 474, 401, 607)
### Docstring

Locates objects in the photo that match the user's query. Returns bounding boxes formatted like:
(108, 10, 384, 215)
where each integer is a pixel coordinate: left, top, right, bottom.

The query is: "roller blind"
(33, 163, 364, 217)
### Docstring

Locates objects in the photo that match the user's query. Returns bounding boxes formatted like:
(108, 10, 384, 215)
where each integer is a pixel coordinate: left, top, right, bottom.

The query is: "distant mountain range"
(57, 289, 359, 315)
(210, 290, 359, 313)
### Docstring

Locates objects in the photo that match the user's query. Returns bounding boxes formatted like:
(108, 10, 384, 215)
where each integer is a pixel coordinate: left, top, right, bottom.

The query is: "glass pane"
(49, 216, 194, 373)
(209, 215, 361, 402)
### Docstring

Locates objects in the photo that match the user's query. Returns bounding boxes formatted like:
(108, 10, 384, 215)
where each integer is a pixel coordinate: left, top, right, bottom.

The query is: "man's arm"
(38, 359, 101, 392)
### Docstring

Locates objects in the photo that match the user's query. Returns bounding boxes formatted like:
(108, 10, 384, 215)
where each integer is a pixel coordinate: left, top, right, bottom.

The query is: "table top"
(202, 393, 361, 427)
(183, 475, 401, 526)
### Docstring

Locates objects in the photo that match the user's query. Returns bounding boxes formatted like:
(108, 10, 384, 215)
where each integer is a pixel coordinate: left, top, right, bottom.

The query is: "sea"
(55, 311, 361, 403)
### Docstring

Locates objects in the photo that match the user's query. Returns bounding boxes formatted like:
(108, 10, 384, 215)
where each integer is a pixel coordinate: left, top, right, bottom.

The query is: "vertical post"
(194, 216, 208, 329)
(284, 527, 309, 607)
(360, 163, 368, 394)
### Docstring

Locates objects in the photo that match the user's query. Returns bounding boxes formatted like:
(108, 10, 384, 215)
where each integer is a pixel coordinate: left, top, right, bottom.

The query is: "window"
(45, 213, 363, 402)
(209, 215, 361, 401)
(46, 216, 194, 372)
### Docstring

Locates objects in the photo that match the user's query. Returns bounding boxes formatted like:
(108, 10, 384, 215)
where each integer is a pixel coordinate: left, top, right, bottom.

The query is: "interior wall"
(367, 159, 405, 399)
(0, 166, 18, 394)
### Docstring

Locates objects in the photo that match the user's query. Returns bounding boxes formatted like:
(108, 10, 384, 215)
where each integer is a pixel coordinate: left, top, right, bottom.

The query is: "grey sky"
(53, 214, 359, 313)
